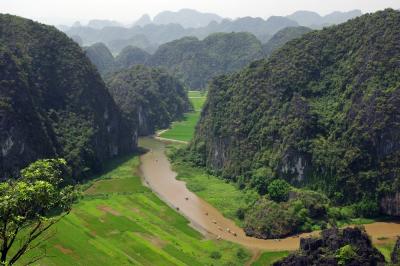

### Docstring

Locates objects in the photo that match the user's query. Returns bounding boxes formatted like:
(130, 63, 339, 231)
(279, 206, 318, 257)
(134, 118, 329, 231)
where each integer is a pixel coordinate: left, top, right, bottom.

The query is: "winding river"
(139, 137, 400, 251)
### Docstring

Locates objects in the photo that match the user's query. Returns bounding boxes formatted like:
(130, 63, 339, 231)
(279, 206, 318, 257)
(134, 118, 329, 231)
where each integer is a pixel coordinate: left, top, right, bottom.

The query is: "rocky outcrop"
(274, 227, 385, 266)
(380, 192, 400, 216)
(392, 237, 400, 264)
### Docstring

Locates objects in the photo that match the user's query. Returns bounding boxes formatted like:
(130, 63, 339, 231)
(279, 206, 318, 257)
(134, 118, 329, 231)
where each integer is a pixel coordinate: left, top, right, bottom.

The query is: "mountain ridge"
(190, 9, 400, 216)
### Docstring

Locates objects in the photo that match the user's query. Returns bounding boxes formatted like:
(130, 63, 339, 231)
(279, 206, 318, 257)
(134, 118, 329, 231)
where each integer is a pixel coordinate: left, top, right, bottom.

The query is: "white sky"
(1, 0, 399, 25)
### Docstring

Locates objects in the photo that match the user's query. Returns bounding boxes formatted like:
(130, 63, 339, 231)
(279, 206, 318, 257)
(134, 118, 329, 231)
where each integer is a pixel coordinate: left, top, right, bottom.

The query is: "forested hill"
(0, 14, 136, 179)
(149, 32, 264, 89)
(190, 9, 400, 215)
(105, 65, 191, 135)
(84, 42, 115, 75)
(86, 32, 266, 90)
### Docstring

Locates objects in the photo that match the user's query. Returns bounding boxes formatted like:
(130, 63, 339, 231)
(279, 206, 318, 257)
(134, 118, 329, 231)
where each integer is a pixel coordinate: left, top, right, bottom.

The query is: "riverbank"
(139, 137, 400, 259)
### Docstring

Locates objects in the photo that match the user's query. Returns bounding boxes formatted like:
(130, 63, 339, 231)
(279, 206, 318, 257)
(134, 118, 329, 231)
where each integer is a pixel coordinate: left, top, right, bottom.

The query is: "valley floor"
(17, 154, 251, 266)
(158, 91, 206, 142)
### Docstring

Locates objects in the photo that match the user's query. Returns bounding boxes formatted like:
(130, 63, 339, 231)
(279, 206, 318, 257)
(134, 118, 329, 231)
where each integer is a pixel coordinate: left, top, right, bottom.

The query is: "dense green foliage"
(105, 65, 191, 135)
(267, 179, 291, 202)
(18, 154, 250, 266)
(0, 159, 77, 265)
(0, 15, 135, 179)
(191, 9, 400, 210)
(244, 189, 332, 238)
(149, 32, 264, 89)
(262, 26, 312, 56)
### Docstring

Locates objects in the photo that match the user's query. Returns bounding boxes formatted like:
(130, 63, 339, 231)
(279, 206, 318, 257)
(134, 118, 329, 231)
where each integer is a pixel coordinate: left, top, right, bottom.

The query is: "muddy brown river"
(139, 137, 400, 251)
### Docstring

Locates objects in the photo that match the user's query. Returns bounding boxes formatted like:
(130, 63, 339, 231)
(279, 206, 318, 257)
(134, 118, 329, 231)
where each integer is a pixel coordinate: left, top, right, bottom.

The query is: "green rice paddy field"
(17, 155, 251, 266)
(159, 91, 206, 142)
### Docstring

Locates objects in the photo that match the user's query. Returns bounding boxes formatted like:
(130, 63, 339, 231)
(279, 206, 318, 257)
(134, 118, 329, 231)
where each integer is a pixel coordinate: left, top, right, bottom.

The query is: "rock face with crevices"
(0, 14, 136, 179)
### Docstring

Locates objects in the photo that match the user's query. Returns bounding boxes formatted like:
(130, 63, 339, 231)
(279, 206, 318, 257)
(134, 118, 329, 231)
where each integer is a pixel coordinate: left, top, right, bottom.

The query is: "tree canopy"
(0, 159, 77, 265)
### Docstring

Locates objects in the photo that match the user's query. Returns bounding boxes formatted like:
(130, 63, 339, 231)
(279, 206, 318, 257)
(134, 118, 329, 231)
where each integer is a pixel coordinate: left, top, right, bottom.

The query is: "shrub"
(353, 198, 379, 218)
(236, 248, 248, 260)
(236, 208, 245, 220)
(210, 251, 222, 260)
(336, 245, 357, 265)
(267, 179, 291, 202)
(340, 206, 356, 219)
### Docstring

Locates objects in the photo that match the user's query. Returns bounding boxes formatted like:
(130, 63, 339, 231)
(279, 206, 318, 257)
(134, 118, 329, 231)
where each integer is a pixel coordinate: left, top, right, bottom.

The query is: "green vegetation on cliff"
(190, 9, 400, 237)
(105, 65, 191, 135)
(0, 15, 135, 179)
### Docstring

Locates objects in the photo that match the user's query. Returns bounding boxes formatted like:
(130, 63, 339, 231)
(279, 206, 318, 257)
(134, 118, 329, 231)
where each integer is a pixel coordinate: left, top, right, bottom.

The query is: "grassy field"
(376, 239, 396, 262)
(159, 91, 206, 142)
(18, 154, 251, 266)
(251, 251, 290, 266)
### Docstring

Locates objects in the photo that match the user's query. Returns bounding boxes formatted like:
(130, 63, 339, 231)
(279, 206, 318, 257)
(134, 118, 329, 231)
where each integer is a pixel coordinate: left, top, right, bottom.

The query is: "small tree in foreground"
(0, 159, 77, 265)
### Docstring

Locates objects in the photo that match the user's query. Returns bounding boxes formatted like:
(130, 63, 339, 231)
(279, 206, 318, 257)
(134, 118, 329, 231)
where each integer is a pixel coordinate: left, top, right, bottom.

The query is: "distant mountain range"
(151, 9, 223, 28)
(63, 9, 362, 54)
(84, 26, 314, 89)
(287, 9, 362, 28)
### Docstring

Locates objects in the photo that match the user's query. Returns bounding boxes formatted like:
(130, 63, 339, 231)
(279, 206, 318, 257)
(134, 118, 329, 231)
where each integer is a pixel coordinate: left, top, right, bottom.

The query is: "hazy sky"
(1, 0, 399, 25)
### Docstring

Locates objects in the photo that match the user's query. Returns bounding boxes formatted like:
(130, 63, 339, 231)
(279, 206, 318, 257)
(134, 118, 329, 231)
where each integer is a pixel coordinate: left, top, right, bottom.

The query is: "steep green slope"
(84, 42, 115, 75)
(0, 15, 135, 179)
(263, 26, 312, 56)
(149, 32, 264, 89)
(190, 9, 400, 215)
(105, 65, 191, 135)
